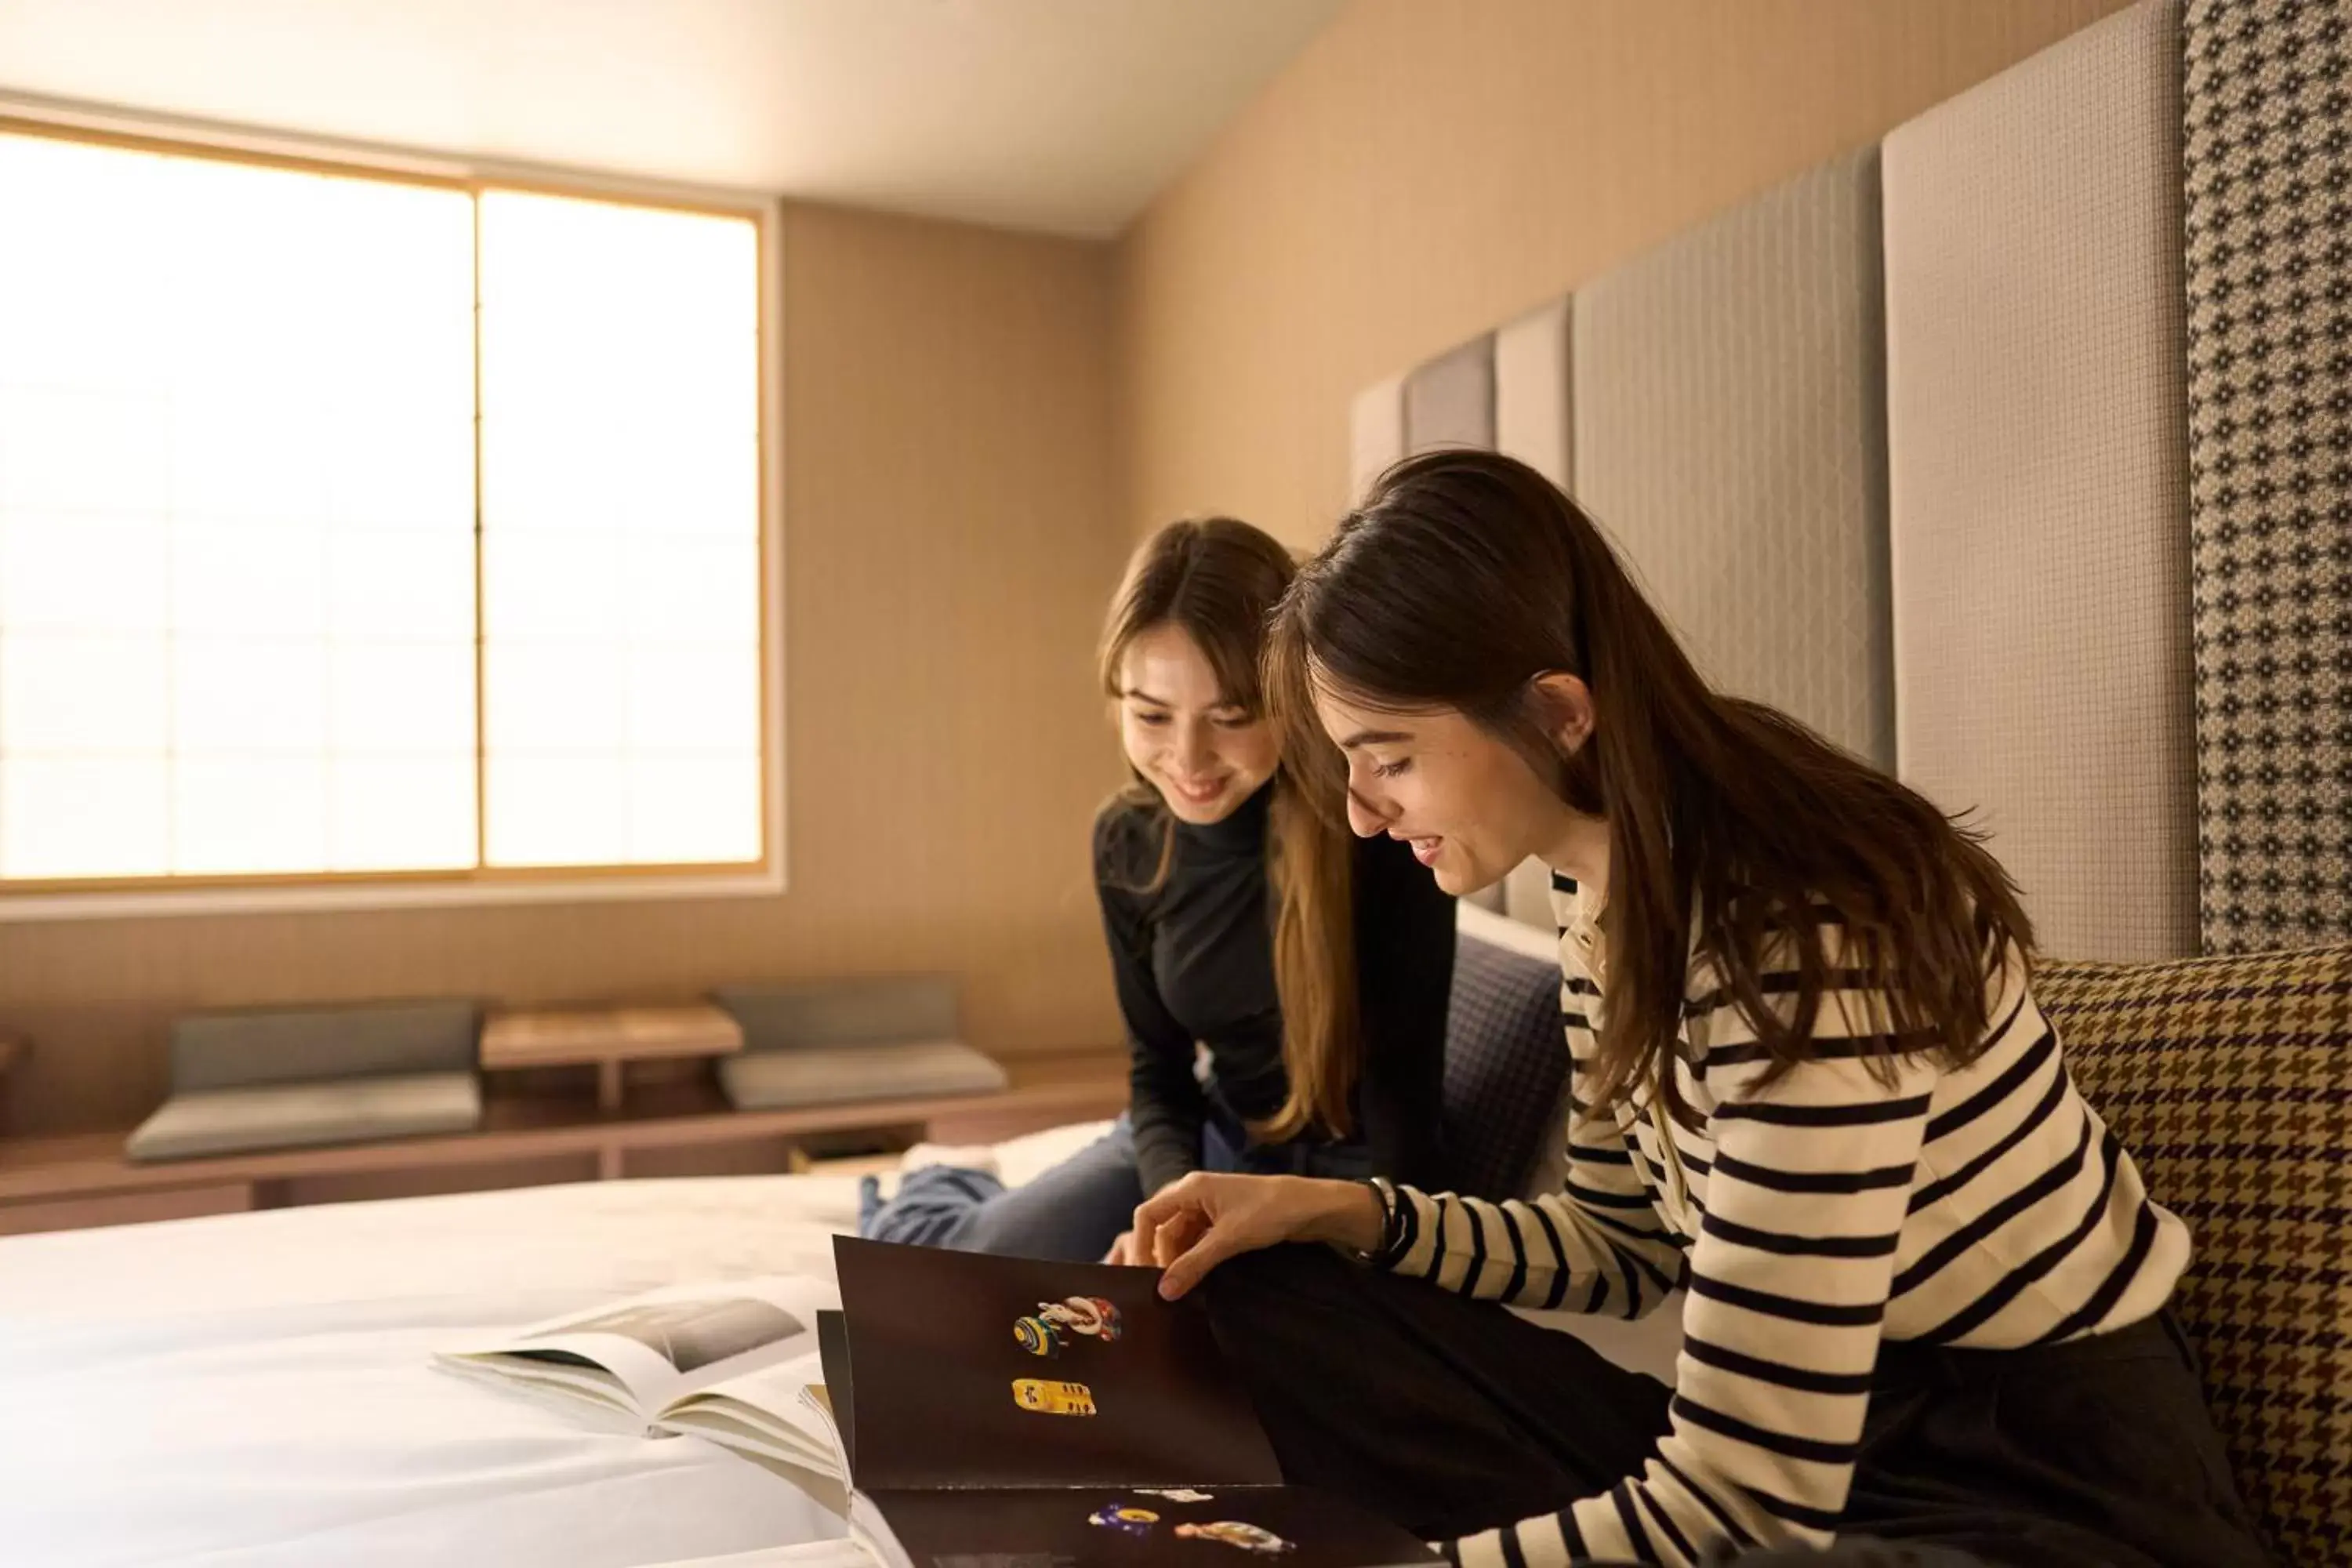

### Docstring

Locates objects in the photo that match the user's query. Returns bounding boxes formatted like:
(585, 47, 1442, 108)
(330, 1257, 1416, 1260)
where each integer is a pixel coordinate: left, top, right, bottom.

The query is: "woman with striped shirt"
(1132, 451, 2267, 1567)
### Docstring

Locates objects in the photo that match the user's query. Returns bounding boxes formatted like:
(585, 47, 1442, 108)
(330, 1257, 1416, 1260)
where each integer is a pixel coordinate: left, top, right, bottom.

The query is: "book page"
(833, 1237, 1280, 1492)
(817, 1310, 856, 1476)
(439, 1273, 837, 1420)
(433, 1354, 641, 1428)
(659, 1348, 843, 1472)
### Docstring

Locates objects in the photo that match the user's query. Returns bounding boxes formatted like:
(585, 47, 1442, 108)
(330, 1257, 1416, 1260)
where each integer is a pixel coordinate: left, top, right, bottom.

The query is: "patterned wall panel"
(1347, 372, 1406, 508)
(1493, 298, 1573, 929)
(1358, 336, 1512, 915)
(1573, 147, 1893, 770)
(1403, 333, 1496, 455)
(1883, 0, 2199, 961)
(1494, 297, 1573, 490)
(1356, 323, 1551, 923)
(2183, 0, 2352, 953)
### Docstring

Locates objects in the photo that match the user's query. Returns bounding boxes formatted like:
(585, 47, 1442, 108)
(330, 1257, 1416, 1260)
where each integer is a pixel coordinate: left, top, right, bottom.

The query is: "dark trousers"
(1200, 1245, 2271, 1568)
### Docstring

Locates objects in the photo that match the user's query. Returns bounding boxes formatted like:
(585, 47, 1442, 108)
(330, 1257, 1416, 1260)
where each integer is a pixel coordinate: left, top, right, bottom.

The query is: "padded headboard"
(1884, 0, 2197, 961)
(1577, 146, 1891, 771)
(1343, 0, 2350, 961)
(1356, 299, 1572, 931)
(2178, 0, 2350, 953)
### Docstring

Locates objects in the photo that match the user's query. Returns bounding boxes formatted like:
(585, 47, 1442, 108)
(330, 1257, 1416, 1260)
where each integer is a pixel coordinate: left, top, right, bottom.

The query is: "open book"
(818, 1236, 1436, 1568)
(434, 1273, 844, 1494)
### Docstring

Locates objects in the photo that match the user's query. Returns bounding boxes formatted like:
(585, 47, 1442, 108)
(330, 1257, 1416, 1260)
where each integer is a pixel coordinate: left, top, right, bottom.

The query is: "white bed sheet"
(0, 1120, 1112, 1568)
(1, 1177, 854, 1568)
(0, 1118, 1680, 1568)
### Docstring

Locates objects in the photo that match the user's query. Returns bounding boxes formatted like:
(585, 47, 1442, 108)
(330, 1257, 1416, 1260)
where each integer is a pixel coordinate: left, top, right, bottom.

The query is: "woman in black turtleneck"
(860, 517, 1454, 1262)
(1098, 768, 1448, 1202)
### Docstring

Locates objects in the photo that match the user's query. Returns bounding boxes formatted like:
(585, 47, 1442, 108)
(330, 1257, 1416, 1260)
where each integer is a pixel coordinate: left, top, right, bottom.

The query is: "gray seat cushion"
(710, 976, 958, 1053)
(1443, 928, 1571, 1201)
(172, 999, 480, 1092)
(717, 1039, 1009, 1112)
(125, 1070, 483, 1163)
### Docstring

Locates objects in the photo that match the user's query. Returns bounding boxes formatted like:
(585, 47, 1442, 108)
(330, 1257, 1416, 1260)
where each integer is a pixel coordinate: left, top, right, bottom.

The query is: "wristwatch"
(1352, 1175, 1410, 1266)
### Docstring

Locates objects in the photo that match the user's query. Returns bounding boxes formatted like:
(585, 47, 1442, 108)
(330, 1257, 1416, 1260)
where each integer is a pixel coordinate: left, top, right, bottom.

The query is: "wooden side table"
(480, 1004, 743, 1112)
(481, 1004, 745, 1181)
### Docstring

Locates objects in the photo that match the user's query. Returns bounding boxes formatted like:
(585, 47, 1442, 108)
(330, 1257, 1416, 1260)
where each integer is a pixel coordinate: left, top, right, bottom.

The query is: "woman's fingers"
(1161, 1209, 1210, 1265)
(1156, 1225, 1243, 1301)
(1134, 1172, 1210, 1267)
(1149, 1204, 1207, 1269)
(1131, 1173, 1301, 1297)
(1132, 1171, 1200, 1239)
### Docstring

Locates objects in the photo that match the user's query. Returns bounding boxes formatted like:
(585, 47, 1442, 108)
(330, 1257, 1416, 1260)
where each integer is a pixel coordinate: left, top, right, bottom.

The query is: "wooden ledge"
(0, 1048, 1124, 1207)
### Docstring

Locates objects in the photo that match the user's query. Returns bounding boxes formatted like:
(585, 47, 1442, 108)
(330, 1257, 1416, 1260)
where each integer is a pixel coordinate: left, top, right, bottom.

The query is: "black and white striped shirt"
(1374, 877, 2187, 1566)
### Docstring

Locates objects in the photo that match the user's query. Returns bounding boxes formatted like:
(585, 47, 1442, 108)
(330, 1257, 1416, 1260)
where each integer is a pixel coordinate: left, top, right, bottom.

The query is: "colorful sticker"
(1013, 1297, 1124, 1357)
(1011, 1377, 1097, 1416)
(1174, 1523, 1296, 1555)
(1089, 1504, 1160, 1537)
(1046, 1296, 1123, 1341)
(1013, 1315, 1062, 1357)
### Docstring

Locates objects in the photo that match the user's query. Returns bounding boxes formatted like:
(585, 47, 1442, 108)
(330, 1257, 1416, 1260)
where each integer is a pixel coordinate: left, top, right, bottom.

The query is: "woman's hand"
(1102, 1230, 1141, 1266)
(1132, 1173, 1385, 1300)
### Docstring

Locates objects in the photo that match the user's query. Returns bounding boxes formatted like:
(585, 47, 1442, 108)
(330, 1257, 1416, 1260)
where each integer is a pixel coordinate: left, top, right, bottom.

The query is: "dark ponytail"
(1267, 451, 2031, 1127)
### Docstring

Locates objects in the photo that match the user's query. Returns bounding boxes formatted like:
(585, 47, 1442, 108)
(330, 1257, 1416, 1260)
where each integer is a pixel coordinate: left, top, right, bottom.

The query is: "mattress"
(0, 1121, 1680, 1566)
(0, 1123, 1098, 1568)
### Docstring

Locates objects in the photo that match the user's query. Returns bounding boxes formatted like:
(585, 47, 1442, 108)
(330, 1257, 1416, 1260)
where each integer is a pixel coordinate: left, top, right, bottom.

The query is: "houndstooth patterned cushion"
(1441, 930, 1570, 1202)
(2037, 942, 2352, 1563)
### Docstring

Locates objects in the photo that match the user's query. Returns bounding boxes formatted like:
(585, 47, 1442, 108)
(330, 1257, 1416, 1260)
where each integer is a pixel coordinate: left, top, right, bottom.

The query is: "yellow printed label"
(1010, 1377, 1097, 1416)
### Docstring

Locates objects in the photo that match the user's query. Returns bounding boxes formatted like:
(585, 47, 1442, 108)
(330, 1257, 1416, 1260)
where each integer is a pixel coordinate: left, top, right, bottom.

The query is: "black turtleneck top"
(1092, 781, 1455, 1196)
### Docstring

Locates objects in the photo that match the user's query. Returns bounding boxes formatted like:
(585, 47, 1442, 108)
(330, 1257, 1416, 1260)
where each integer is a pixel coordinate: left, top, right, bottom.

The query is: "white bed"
(0, 1124, 1095, 1568)
(0, 1113, 1678, 1568)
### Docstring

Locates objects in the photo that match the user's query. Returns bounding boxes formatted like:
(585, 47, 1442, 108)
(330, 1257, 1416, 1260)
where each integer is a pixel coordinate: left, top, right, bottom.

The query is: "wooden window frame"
(0, 100, 786, 922)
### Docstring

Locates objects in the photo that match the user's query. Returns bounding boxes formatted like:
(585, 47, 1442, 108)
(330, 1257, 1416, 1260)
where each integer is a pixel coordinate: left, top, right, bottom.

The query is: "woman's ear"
(1526, 673, 1596, 753)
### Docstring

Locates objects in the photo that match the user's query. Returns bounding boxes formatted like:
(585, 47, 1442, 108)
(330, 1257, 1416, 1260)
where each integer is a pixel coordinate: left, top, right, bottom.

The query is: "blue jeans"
(860, 1112, 1375, 1262)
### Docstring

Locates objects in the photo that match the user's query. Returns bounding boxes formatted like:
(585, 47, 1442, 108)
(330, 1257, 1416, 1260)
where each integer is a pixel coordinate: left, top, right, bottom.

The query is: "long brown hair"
(1268, 451, 2032, 1128)
(1100, 517, 1360, 1143)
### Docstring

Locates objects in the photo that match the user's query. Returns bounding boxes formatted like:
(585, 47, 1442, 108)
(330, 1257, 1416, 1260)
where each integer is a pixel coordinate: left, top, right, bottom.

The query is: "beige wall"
(1116, 0, 2136, 549)
(0, 1, 2148, 1138)
(0, 202, 1130, 1136)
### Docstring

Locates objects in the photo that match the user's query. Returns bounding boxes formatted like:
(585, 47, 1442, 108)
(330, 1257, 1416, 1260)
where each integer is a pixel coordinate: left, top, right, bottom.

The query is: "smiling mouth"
(1167, 775, 1228, 803)
(1394, 833, 1443, 866)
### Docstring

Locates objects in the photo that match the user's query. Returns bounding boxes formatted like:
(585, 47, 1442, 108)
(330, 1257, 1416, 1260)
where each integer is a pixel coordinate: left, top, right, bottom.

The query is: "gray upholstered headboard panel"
(1352, 300, 1570, 931)
(1574, 146, 1891, 771)
(1885, 0, 2197, 961)
(1340, 0, 2351, 960)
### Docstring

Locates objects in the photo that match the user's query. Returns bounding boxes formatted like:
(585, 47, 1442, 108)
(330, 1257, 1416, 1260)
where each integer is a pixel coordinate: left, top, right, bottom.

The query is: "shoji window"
(0, 124, 770, 902)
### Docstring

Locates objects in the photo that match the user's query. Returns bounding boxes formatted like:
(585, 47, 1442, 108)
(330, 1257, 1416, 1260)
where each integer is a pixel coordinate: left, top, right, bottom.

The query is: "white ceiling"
(0, 0, 1345, 238)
